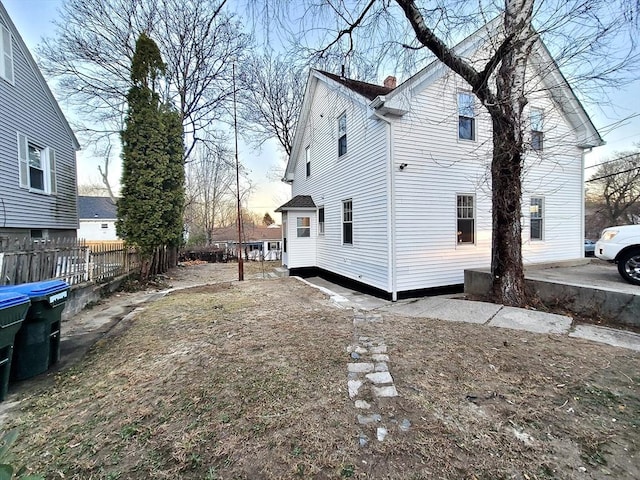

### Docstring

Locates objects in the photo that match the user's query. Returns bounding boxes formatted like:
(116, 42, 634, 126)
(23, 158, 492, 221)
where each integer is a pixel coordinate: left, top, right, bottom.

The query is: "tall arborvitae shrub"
(117, 33, 185, 278)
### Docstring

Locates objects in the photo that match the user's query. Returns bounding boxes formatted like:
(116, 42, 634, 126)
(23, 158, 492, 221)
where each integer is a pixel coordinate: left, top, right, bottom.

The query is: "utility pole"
(232, 63, 244, 281)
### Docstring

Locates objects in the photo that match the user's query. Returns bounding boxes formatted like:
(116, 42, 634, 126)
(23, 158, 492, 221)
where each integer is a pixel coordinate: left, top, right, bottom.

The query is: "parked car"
(595, 225, 640, 285)
(584, 239, 596, 257)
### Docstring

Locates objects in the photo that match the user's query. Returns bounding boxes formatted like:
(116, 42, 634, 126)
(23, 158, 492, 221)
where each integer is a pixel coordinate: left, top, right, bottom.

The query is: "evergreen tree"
(117, 33, 185, 278)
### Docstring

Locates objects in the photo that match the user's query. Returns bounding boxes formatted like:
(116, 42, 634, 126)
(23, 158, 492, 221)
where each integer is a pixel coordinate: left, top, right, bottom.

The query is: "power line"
(585, 151, 640, 169)
(586, 165, 640, 182)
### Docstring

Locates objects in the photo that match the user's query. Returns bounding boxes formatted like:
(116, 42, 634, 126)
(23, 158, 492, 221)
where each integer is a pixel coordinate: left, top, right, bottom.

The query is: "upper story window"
(530, 109, 544, 151)
(17, 133, 57, 194)
(305, 146, 311, 177)
(0, 23, 14, 84)
(318, 207, 325, 235)
(456, 194, 475, 244)
(342, 199, 353, 244)
(458, 92, 475, 141)
(297, 217, 310, 237)
(338, 112, 347, 157)
(530, 197, 544, 240)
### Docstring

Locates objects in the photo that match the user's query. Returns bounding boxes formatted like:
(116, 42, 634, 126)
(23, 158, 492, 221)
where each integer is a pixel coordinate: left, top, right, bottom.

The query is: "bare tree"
(39, 0, 251, 160)
(586, 150, 640, 232)
(184, 141, 236, 245)
(236, 52, 307, 157)
(258, 0, 637, 306)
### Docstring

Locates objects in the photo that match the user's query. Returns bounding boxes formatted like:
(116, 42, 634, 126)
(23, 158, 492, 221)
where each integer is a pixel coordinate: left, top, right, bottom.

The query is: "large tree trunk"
(490, 116, 526, 306)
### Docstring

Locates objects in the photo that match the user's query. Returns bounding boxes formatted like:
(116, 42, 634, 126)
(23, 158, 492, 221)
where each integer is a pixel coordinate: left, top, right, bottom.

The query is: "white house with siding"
(0, 3, 80, 242)
(277, 22, 603, 300)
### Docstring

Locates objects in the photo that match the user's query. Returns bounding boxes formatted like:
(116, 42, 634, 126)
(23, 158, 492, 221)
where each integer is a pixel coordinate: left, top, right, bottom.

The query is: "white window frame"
(318, 206, 325, 235)
(457, 92, 476, 141)
(1, 23, 14, 84)
(338, 112, 347, 157)
(305, 146, 311, 177)
(530, 108, 544, 151)
(530, 197, 544, 241)
(342, 199, 353, 245)
(456, 194, 475, 245)
(296, 217, 310, 237)
(17, 133, 57, 194)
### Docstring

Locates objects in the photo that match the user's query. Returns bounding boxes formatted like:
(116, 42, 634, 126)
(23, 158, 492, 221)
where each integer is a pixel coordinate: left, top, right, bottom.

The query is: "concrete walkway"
(300, 276, 640, 352)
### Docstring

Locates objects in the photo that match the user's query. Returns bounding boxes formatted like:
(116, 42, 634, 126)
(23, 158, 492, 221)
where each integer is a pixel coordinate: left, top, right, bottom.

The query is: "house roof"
(316, 70, 394, 100)
(275, 195, 316, 212)
(78, 196, 117, 220)
(210, 224, 282, 243)
(0, 3, 80, 151)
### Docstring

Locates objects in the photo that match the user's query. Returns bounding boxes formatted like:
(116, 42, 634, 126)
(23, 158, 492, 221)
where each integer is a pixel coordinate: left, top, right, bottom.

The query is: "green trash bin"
(0, 280, 70, 381)
(0, 292, 30, 400)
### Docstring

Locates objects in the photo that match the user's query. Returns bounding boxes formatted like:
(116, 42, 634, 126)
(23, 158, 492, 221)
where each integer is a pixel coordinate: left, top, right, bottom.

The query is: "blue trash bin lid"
(0, 292, 30, 310)
(0, 280, 69, 305)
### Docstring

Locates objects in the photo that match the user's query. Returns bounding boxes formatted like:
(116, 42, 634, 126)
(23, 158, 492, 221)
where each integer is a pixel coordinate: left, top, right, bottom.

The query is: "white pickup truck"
(595, 225, 640, 286)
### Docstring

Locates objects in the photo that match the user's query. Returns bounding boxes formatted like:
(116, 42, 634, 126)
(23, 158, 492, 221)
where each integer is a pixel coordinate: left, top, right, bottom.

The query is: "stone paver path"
(347, 311, 410, 446)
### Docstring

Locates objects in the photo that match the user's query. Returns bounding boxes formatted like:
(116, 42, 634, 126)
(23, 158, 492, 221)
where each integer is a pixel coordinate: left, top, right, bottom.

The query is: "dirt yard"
(3, 262, 640, 479)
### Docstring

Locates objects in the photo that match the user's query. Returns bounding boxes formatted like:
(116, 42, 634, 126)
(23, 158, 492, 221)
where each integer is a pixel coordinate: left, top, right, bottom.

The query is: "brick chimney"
(383, 76, 397, 89)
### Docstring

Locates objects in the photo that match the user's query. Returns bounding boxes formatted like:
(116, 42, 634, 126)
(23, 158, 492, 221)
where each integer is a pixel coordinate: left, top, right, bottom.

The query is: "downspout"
(372, 111, 397, 301)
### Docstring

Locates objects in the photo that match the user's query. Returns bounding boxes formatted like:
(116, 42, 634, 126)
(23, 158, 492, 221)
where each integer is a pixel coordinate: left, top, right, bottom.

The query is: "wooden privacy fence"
(0, 238, 144, 286)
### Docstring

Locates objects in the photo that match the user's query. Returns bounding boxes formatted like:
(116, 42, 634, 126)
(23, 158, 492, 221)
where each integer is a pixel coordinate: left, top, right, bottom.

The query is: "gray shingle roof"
(275, 195, 316, 212)
(317, 70, 394, 100)
(78, 196, 118, 220)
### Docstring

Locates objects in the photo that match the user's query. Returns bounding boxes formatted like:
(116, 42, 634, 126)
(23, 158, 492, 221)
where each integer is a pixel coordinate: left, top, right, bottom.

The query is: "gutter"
(372, 110, 397, 301)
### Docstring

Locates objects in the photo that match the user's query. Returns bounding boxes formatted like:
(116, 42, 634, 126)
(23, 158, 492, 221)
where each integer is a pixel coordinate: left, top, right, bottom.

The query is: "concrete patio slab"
(569, 325, 640, 352)
(419, 299, 502, 324)
(489, 307, 572, 334)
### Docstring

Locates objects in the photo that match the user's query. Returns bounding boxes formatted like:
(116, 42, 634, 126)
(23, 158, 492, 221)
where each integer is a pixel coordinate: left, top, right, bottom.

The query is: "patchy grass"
(4, 267, 640, 479)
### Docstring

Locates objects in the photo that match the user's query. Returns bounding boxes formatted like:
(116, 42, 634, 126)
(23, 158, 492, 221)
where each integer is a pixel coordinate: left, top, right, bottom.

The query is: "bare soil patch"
(4, 263, 640, 479)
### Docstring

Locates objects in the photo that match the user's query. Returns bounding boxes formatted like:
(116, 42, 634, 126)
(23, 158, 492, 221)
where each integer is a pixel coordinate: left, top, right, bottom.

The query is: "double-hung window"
(338, 112, 347, 157)
(458, 92, 475, 141)
(456, 194, 475, 244)
(318, 207, 325, 235)
(1, 23, 14, 83)
(17, 133, 57, 194)
(342, 200, 353, 244)
(530, 109, 544, 151)
(297, 217, 310, 237)
(530, 197, 544, 240)
(305, 146, 311, 177)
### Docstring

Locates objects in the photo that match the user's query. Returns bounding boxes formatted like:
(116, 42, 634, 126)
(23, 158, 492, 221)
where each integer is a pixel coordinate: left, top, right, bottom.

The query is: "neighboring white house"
(210, 224, 282, 261)
(277, 22, 603, 300)
(77, 196, 119, 241)
(0, 3, 80, 242)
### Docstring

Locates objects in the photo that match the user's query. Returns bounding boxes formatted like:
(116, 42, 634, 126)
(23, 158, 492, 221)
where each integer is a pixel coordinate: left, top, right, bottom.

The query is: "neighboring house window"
(530, 197, 544, 240)
(530, 109, 544, 151)
(17, 133, 57, 194)
(456, 194, 475, 244)
(30, 229, 43, 240)
(297, 217, 310, 237)
(268, 241, 279, 250)
(305, 146, 311, 177)
(318, 207, 325, 235)
(0, 23, 14, 83)
(342, 199, 353, 244)
(338, 112, 347, 156)
(458, 92, 475, 141)
(101, 223, 109, 229)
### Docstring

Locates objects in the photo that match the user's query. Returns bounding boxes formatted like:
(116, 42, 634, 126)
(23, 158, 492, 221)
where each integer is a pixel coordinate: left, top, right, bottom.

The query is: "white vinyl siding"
(1, 22, 13, 83)
(285, 211, 317, 268)
(290, 78, 389, 290)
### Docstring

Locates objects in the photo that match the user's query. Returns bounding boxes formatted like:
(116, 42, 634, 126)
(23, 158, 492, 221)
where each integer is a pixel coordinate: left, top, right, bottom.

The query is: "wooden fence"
(0, 238, 143, 286)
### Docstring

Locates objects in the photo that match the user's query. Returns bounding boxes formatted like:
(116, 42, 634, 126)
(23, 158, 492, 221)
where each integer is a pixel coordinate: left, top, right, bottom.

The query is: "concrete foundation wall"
(464, 268, 640, 328)
(63, 274, 131, 321)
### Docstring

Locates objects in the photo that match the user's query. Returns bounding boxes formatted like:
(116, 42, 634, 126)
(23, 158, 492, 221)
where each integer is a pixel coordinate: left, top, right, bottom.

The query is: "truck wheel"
(617, 249, 640, 286)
